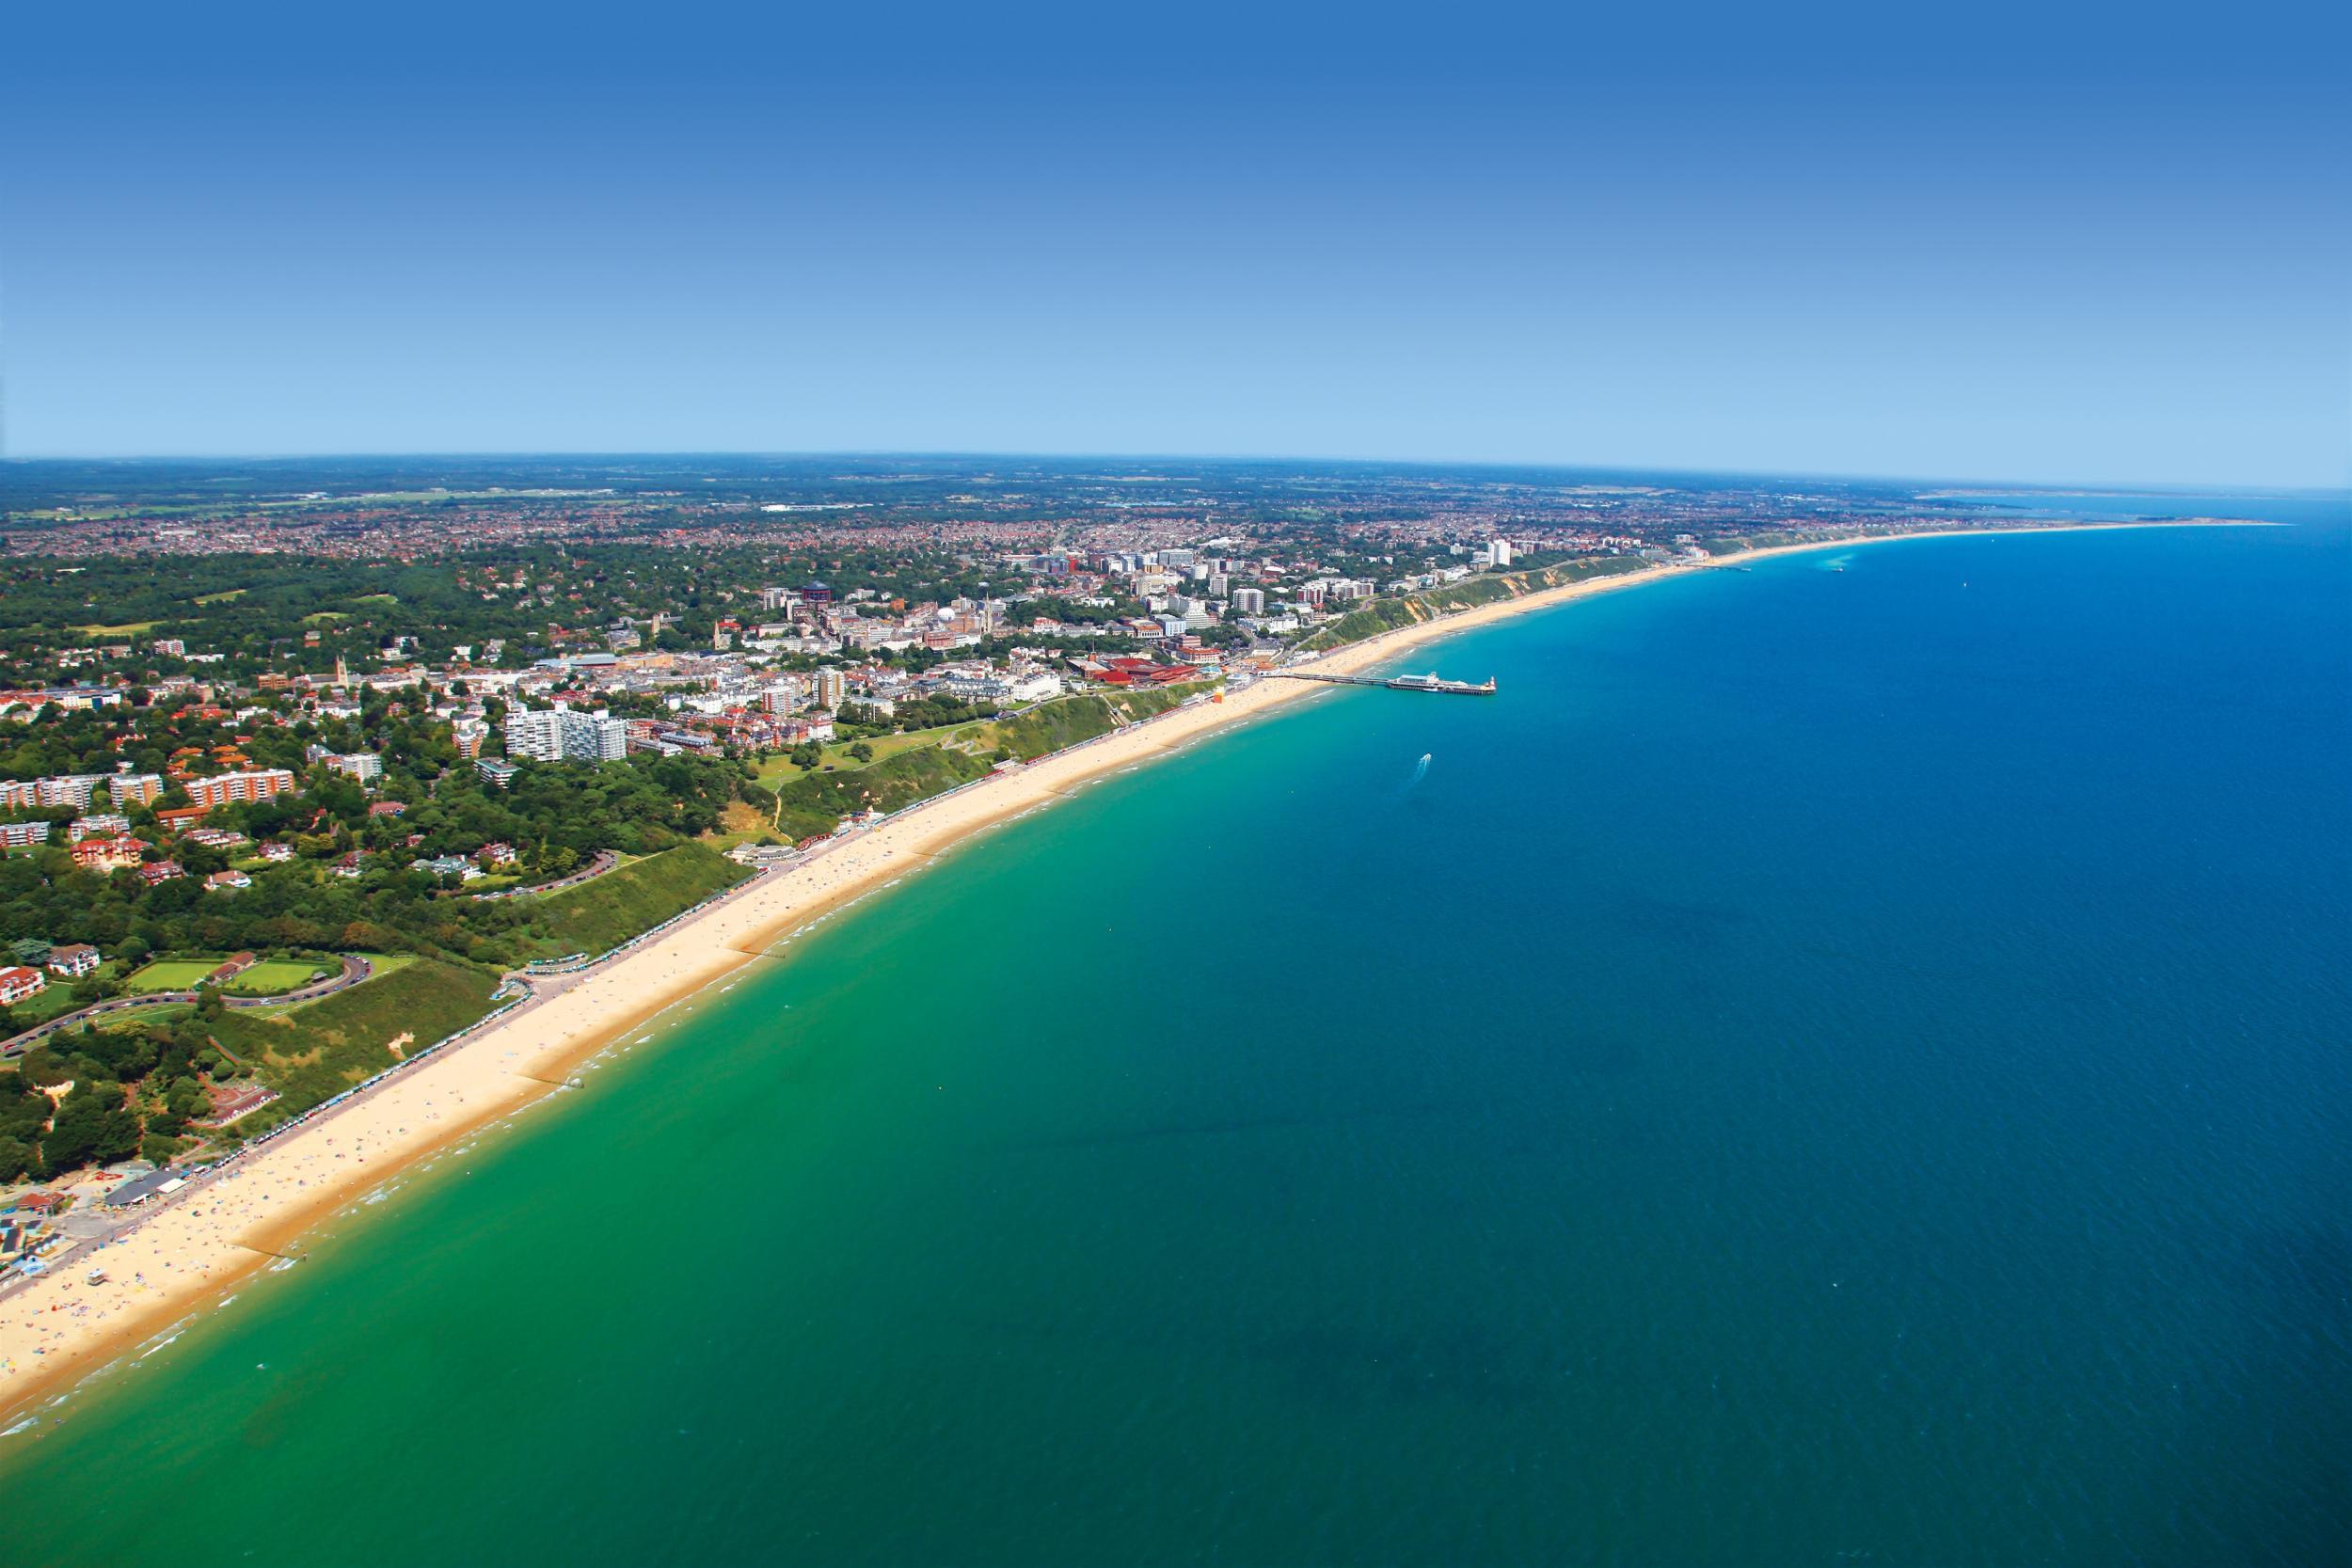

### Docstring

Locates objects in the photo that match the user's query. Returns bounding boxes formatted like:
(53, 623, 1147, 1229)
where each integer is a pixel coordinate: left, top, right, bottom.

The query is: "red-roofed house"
(71, 835, 150, 871)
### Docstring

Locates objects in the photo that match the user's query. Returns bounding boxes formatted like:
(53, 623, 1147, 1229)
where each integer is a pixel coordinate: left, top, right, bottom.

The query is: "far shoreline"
(0, 517, 2262, 1438)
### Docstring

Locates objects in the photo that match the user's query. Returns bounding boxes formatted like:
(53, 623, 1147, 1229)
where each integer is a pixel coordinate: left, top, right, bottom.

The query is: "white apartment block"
(504, 704, 629, 764)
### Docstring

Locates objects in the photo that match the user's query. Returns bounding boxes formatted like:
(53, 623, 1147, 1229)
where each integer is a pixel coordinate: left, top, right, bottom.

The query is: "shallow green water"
(6, 518, 2348, 1565)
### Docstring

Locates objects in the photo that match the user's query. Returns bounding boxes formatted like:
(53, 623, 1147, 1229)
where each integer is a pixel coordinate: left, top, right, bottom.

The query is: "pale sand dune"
(0, 524, 2195, 1422)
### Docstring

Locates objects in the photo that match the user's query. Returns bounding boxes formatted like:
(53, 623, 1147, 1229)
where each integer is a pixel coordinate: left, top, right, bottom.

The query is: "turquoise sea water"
(5, 516, 2348, 1565)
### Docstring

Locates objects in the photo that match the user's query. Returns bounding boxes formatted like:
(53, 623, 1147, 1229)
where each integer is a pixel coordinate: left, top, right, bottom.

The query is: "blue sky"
(4, 1, 2346, 485)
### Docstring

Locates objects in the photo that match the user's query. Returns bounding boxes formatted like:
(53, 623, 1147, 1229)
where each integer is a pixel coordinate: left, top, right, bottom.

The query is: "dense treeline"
(835, 693, 987, 737)
(0, 1006, 232, 1180)
(0, 752, 762, 980)
(0, 535, 1012, 683)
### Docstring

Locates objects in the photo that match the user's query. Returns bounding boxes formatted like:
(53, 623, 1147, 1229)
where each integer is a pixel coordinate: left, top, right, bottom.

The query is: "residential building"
(504, 704, 628, 764)
(0, 966, 45, 1006)
(36, 775, 105, 810)
(185, 768, 297, 811)
(477, 758, 522, 789)
(107, 772, 165, 806)
(47, 944, 100, 977)
(71, 836, 149, 871)
(0, 821, 53, 850)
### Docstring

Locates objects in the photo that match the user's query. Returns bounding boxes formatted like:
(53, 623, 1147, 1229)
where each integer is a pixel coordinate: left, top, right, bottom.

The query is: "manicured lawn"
(72, 620, 161, 637)
(239, 954, 413, 1013)
(221, 959, 331, 996)
(122, 958, 226, 992)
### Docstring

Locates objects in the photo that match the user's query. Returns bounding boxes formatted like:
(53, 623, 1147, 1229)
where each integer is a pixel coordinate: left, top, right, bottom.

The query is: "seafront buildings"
(0, 454, 2216, 1465)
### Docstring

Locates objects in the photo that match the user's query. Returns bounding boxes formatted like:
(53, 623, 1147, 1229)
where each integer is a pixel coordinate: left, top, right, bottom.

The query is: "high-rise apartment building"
(503, 704, 629, 764)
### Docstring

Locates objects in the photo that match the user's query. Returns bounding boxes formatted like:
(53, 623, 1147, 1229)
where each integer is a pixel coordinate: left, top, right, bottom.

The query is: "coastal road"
(0, 955, 373, 1060)
(449, 848, 620, 901)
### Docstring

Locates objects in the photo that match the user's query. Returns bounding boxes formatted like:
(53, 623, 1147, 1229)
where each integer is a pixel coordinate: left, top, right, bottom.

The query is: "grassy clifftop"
(769, 744, 995, 842)
(745, 687, 1197, 844)
(216, 958, 501, 1132)
(511, 842, 752, 961)
(1298, 558, 1653, 652)
(961, 687, 1191, 762)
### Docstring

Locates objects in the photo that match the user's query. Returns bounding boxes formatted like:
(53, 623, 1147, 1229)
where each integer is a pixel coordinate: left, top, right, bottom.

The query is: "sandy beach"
(0, 522, 2217, 1425)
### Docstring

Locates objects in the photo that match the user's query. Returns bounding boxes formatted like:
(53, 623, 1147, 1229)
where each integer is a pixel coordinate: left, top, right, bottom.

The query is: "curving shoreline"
(0, 521, 2237, 1433)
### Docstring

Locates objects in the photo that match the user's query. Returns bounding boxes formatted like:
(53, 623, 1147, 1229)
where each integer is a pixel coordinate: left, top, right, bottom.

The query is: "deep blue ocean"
(5, 512, 2347, 1565)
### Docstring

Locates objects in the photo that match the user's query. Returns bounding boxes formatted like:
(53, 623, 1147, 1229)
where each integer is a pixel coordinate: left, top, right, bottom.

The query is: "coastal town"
(0, 456, 2135, 1387)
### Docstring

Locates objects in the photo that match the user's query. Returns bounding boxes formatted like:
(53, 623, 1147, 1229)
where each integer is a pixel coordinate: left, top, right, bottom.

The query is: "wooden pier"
(1263, 670, 1497, 695)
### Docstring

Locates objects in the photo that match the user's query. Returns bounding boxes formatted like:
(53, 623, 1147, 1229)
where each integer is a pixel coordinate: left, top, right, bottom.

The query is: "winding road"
(0, 954, 373, 1060)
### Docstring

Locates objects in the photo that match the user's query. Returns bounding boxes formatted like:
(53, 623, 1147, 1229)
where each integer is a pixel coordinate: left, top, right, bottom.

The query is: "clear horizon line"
(0, 447, 2342, 498)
